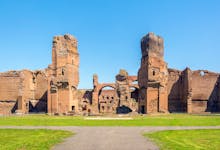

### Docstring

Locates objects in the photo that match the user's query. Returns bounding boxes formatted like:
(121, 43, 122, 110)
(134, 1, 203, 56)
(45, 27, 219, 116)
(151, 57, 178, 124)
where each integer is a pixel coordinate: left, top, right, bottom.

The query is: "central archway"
(98, 85, 118, 113)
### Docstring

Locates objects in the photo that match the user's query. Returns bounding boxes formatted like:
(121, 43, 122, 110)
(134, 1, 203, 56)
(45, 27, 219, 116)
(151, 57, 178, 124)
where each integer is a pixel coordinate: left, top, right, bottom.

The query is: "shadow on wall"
(29, 91, 48, 113)
(168, 76, 187, 113)
(83, 90, 93, 104)
(10, 92, 48, 114)
(191, 71, 220, 113)
(116, 105, 132, 114)
(11, 101, 18, 113)
(168, 70, 220, 113)
(206, 75, 220, 112)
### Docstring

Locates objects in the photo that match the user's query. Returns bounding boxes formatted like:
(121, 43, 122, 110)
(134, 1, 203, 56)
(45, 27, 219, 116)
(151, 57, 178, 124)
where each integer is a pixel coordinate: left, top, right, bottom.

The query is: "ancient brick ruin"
(0, 70, 47, 114)
(91, 70, 139, 114)
(138, 33, 168, 113)
(0, 32, 219, 115)
(47, 34, 79, 115)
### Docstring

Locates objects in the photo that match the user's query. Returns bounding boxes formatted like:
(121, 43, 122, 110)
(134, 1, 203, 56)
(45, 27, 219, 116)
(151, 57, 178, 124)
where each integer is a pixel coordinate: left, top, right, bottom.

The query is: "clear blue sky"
(0, 0, 220, 89)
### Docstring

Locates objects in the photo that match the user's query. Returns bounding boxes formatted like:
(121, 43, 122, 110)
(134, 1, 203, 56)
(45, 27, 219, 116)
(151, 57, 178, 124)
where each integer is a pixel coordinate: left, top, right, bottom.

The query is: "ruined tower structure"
(47, 34, 79, 115)
(137, 32, 220, 114)
(0, 32, 220, 115)
(138, 33, 168, 113)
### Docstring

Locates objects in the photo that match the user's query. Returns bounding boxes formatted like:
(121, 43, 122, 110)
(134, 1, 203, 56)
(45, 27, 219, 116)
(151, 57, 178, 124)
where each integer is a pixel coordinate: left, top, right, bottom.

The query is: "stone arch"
(97, 85, 117, 113)
(129, 85, 139, 103)
(97, 84, 116, 93)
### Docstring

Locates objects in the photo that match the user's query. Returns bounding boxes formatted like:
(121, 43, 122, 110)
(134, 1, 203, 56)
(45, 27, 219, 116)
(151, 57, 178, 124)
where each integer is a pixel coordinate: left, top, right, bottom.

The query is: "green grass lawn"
(144, 129, 220, 150)
(0, 114, 220, 126)
(0, 129, 72, 150)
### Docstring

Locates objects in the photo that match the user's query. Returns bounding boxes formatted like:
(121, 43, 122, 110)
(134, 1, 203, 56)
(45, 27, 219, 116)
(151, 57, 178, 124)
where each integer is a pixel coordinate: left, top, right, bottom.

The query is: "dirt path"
(1, 126, 220, 150)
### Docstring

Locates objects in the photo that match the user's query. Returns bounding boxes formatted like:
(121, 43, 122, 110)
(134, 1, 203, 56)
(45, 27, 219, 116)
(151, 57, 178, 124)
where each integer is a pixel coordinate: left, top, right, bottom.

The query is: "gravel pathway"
(1, 126, 220, 150)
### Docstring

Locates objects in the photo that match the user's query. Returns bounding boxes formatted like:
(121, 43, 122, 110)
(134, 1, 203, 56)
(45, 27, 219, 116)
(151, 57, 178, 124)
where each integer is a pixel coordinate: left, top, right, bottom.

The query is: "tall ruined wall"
(167, 68, 193, 113)
(0, 71, 20, 101)
(167, 68, 184, 112)
(191, 70, 220, 113)
(31, 71, 48, 112)
(115, 69, 138, 113)
(0, 71, 20, 115)
(34, 71, 48, 100)
(48, 34, 80, 115)
(138, 32, 168, 114)
(0, 70, 48, 115)
(167, 68, 220, 113)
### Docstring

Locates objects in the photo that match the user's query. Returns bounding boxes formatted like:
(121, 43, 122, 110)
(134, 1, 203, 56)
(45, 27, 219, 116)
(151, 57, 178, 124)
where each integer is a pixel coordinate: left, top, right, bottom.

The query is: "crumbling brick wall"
(0, 71, 20, 100)
(167, 68, 220, 113)
(76, 89, 93, 115)
(167, 69, 183, 112)
(0, 70, 48, 115)
(191, 70, 220, 113)
(138, 32, 168, 113)
(30, 71, 48, 112)
(47, 34, 79, 115)
(1, 32, 220, 115)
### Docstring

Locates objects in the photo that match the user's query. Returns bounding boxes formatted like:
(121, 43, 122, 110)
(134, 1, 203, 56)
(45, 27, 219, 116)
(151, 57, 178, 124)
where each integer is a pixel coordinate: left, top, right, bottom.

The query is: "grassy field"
(144, 129, 220, 150)
(0, 129, 72, 150)
(0, 114, 220, 126)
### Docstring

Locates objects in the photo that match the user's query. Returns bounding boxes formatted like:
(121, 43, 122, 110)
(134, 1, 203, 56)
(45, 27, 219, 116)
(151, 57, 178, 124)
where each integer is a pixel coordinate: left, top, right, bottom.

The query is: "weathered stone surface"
(167, 68, 220, 113)
(47, 34, 79, 115)
(115, 69, 138, 113)
(141, 32, 164, 58)
(0, 32, 220, 115)
(89, 69, 139, 114)
(138, 32, 168, 114)
(0, 70, 47, 115)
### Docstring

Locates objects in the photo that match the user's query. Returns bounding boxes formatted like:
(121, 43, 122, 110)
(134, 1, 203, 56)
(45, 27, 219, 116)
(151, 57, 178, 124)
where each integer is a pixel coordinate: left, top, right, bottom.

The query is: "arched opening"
(98, 86, 117, 113)
(130, 86, 139, 102)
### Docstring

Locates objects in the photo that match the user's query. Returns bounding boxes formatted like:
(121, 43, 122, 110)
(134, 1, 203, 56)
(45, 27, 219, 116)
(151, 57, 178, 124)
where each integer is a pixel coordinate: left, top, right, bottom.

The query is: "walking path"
(1, 126, 220, 150)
